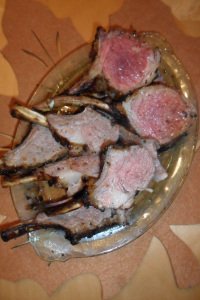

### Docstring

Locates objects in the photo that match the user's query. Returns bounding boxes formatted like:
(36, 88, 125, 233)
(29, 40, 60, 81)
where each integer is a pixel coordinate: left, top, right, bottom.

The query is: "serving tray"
(11, 32, 198, 261)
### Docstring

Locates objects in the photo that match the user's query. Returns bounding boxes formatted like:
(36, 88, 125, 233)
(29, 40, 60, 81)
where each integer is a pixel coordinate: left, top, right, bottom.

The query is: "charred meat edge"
(68, 27, 160, 98)
(122, 84, 197, 145)
(0, 125, 68, 175)
(0, 208, 131, 244)
(11, 104, 141, 147)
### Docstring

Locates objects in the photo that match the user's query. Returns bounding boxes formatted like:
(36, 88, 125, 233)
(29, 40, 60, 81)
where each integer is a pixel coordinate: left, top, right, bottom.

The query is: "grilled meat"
(47, 107, 120, 153)
(1, 206, 132, 244)
(2, 154, 100, 198)
(2, 26, 189, 254)
(35, 206, 130, 243)
(122, 84, 196, 145)
(42, 154, 100, 196)
(12, 103, 141, 148)
(91, 144, 166, 210)
(0, 125, 68, 175)
(142, 139, 167, 182)
(69, 27, 160, 97)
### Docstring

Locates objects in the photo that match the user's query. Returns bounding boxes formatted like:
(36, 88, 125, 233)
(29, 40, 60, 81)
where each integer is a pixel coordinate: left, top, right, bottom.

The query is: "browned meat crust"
(0, 125, 68, 175)
(69, 27, 160, 98)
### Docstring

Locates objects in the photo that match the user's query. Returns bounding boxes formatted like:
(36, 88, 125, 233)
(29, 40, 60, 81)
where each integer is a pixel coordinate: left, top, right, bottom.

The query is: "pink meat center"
(112, 149, 154, 192)
(132, 90, 189, 142)
(100, 35, 152, 92)
(82, 119, 119, 152)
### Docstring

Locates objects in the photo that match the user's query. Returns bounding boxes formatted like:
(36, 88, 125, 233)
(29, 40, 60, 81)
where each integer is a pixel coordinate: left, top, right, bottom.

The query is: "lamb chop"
(1, 205, 132, 244)
(0, 103, 141, 185)
(122, 84, 196, 145)
(35, 206, 131, 243)
(91, 143, 167, 210)
(69, 27, 160, 97)
(40, 154, 100, 196)
(0, 142, 167, 244)
(10, 104, 141, 150)
(2, 153, 100, 200)
(0, 125, 68, 175)
(47, 107, 119, 152)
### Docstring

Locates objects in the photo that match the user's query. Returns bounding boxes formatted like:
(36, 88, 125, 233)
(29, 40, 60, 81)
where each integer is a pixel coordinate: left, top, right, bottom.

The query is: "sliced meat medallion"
(91, 145, 166, 210)
(0, 125, 67, 174)
(123, 85, 196, 145)
(43, 154, 100, 196)
(69, 27, 160, 96)
(47, 107, 119, 153)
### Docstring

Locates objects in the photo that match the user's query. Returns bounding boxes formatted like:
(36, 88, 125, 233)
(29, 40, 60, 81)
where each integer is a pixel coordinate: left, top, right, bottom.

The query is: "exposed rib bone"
(11, 105, 48, 127)
(0, 200, 83, 242)
(34, 95, 111, 113)
(11, 104, 142, 147)
(1, 175, 38, 187)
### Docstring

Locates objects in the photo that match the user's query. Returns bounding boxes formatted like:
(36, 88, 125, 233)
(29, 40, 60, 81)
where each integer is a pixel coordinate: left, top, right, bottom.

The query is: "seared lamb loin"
(0, 125, 68, 175)
(91, 144, 167, 210)
(122, 84, 196, 145)
(69, 27, 160, 97)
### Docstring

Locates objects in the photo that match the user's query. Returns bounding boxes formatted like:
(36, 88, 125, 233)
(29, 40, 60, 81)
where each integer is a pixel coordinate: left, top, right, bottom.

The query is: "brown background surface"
(0, 0, 200, 299)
